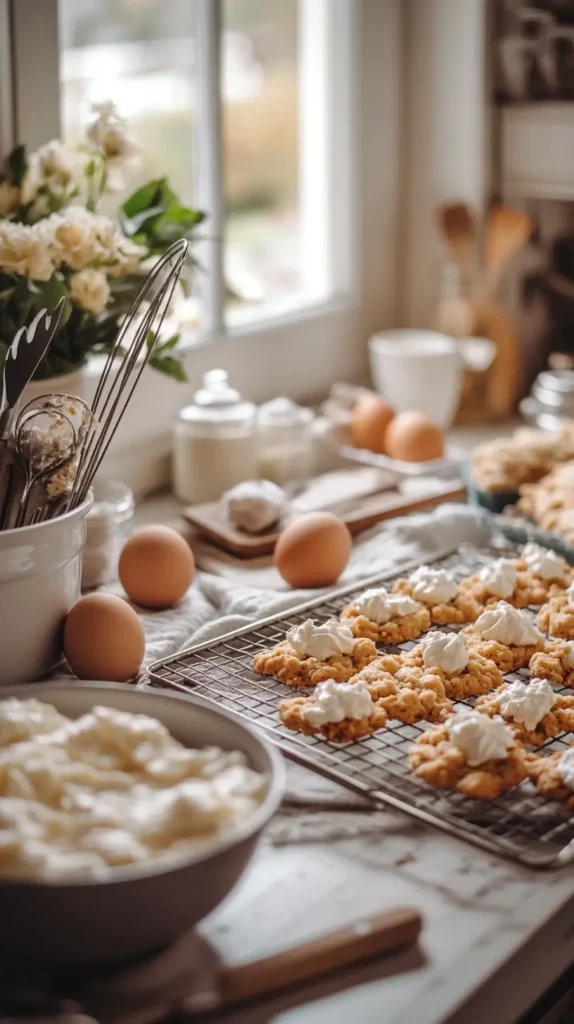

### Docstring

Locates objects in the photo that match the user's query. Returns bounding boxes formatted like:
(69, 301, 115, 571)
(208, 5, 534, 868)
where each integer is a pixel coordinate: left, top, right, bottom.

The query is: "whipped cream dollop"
(287, 618, 355, 660)
(447, 709, 514, 767)
(522, 542, 567, 581)
(497, 679, 556, 732)
(353, 587, 419, 624)
(421, 631, 469, 674)
(473, 601, 543, 647)
(409, 566, 458, 605)
(558, 748, 574, 791)
(478, 558, 517, 599)
(222, 479, 285, 534)
(0, 701, 266, 881)
(302, 680, 375, 727)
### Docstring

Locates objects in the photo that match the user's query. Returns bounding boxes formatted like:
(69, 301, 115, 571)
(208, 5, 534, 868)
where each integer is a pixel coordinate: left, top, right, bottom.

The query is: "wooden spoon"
(483, 205, 533, 296)
(437, 202, 476, 277)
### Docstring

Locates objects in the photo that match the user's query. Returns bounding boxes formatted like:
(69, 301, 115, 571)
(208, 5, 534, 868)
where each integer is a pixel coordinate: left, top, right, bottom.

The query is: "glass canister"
(81, 479, 135, 589)
(173, 369, 258, 504)
(257, 397, 314, 484)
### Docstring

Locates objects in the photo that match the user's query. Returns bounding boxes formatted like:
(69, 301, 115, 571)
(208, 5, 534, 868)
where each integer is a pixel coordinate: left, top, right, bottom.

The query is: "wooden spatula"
(484, 204, 533, 295)
(438, 202, 476, 276)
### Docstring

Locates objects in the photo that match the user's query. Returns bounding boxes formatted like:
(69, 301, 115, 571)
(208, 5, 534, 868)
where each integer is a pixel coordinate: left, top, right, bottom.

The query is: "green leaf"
(36, 274, 72, 326)
(122, 179, 165, 218)
(149, 352, 187, 382)
(6, 145, 27, 187)
(156, 332, 180, 351)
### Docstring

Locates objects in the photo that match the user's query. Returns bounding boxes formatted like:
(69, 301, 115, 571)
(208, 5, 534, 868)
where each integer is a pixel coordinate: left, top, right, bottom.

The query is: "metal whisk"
(65, 238, 189, 511)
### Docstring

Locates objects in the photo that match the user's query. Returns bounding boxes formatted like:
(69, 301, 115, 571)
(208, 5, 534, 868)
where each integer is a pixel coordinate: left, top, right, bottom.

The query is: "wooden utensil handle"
(218, 906, 422, 1008)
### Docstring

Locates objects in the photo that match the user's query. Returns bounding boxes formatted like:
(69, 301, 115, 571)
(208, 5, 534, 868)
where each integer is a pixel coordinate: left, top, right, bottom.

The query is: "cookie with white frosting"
(537, 582, 574, 640)
(530, 639, 574, 688)
(464, 601, 544, 671)
(525, 746, 574, 811)
(341, 585, 430, 644)
(475, 679, 574, 746)
(350, 657, 453, 724)
(279, 679, 388, 742)
(253, 618, 378, 687)
(409, 709, 527, 800)
(393, 565, 481, 625)
(404, 630, 503, 699)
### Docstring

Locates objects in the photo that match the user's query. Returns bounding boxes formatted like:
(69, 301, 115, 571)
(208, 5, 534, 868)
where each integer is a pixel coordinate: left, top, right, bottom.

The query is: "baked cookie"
(393, 565, 481, 625)
(253, 618, 377, 687)
(341, 586, 430, 644)
(279, 679, 388, 742)
(530, 639, 574, 687)
(464, 601, 544, 671)
(404, 631, 503, 699)
(537, 589, 574, 640)
(409, 710, 527, 799)
(525, 747, 574, 811)
(349, 658, 452, 724)
(475, 679, 574, 747)
(460, 557, 548, 609)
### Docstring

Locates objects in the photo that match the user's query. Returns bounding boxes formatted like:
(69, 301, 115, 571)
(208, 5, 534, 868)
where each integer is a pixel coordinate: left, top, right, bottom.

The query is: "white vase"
(20, 368, 88, 409)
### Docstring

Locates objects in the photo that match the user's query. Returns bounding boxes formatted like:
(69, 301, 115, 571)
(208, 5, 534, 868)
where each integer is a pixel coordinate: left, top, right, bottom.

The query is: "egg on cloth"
(385, 410, 444, 462)
(274, 512, 352, 588)
(64, 593, 145, 682)
(119, 525, 195, 609)
(351, 393, 394, 454)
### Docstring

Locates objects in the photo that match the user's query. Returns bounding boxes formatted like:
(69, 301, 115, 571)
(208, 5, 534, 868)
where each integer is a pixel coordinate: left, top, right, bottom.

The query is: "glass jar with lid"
(173, 369, 258, 504)
(257, 397, 314, 484)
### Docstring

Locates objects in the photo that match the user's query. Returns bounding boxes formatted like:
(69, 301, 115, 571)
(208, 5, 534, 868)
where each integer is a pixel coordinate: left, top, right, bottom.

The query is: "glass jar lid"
(177, 369, 256, 427)
(258, 396, 314, 428)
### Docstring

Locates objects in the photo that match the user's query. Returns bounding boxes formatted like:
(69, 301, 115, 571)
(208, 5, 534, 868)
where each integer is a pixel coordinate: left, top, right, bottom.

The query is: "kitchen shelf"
(501, 102, 574, 201)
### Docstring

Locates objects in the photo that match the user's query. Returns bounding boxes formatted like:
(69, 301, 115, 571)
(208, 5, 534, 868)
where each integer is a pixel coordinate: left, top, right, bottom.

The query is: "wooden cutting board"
(183, 476, 466, 558)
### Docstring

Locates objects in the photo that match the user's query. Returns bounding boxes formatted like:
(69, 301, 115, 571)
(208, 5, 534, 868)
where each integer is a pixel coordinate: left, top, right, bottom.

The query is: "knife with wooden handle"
(0, 298, 65, 434)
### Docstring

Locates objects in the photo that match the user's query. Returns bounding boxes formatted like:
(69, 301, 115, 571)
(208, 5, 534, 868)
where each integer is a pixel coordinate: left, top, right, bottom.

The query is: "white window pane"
(58, 0, 195, 206)
(222, 0, 302, 320)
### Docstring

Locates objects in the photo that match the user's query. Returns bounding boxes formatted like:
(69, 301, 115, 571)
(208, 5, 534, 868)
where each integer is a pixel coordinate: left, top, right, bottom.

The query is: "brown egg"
(119, 525, 195, 609)
(274, 512, 352, 588)
(385, 410, 444, 462)
(351, 393, 394, 454)
(64, 593, 145, 682)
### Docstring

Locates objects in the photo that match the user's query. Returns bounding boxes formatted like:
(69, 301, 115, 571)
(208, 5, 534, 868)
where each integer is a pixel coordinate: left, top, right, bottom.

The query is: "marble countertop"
(198, 767, 574, 1024)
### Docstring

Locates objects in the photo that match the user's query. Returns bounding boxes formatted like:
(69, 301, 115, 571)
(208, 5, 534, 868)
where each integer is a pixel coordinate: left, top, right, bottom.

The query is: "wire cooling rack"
(149, 545, 574, 870)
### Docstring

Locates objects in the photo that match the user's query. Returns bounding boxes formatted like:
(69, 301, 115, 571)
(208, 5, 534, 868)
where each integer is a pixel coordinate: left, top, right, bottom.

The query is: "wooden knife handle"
(217, 906, 422, 1008)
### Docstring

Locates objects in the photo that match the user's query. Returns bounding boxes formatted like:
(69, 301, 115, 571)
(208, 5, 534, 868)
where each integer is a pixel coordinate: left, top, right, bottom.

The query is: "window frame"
(1, 0, 402, 495)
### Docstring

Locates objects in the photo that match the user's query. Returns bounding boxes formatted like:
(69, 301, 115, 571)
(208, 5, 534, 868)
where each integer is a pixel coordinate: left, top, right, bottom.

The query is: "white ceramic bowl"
(0, 495, 92, 684)
(0, 681, 285, 964)
(369, 329, 464, 428)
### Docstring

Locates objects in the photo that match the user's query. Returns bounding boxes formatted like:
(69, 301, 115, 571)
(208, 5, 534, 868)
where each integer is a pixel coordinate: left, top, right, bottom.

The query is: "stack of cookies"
(253, 542, 574, 804)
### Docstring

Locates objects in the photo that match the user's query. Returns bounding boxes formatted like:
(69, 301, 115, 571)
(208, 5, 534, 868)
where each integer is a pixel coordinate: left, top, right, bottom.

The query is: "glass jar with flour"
(173, 369, 257, 504)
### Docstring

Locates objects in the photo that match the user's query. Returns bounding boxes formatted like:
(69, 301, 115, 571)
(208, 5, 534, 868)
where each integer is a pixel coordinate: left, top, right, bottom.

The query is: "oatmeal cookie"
(279, 694, 388, 742)
(463, 629, 543, 672)
(341, 604, 430, 644)
(460, 567, 553, 609)
(537, 593, 574, 640)
(404, 645, 504, 699)
(252, 637, 377, 688)
(475, 685, 574, 746)
(525, 750, 574, 811)
(409, 724, 527, 799)
(530, 640, 574, 687)
(350, 660, 452, 724)
(393, 577, 481, 625)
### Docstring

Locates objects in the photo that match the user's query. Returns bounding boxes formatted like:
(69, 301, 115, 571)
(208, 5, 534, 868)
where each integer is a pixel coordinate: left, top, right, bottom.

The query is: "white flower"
(50, 206, 121, 270)
(87, 101, 140, 167)
(0, 221, 55, 281)
(22, 140, 86, 204)
(0, 181, 20, 216)
(69, 268, 110, 314)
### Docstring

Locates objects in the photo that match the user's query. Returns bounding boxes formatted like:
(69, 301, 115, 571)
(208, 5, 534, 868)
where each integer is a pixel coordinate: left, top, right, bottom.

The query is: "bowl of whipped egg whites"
(0, 681, 284, 965)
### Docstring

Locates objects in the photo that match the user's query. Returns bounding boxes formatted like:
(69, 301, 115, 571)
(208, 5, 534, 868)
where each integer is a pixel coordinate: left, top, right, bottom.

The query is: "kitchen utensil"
(437, 202, 476, 277)
(68, 239, 188, 510)
(0, 494, 92, 684)
(80, 907, 422, 1021)
(0, 299, 65, 436)
(0, 680, 284, 964)
(484, 205, 534, 297)
(6, 393, 92, 528)
(477, 299, 521, 420)
(368, 329, 494, 428)
(150, 543, 574, 870)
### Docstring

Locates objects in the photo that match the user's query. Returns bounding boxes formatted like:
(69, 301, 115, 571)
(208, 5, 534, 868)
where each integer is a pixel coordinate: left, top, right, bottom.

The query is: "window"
(55, 0, 342, 331)
(2, 0, 398, 492)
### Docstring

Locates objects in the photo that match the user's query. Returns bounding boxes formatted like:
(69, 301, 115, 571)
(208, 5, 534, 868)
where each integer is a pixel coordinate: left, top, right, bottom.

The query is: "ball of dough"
(274, 512, 352, 588)
(64, 593, 145, 682)
(385, 410, 444, 462)
(119, 525, 195, 609)
(222, 479, 285, 533)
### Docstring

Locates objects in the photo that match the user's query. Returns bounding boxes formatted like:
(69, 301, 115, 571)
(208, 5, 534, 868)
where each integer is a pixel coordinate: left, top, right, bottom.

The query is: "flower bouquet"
(0, 103, 204, 382)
